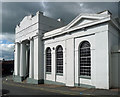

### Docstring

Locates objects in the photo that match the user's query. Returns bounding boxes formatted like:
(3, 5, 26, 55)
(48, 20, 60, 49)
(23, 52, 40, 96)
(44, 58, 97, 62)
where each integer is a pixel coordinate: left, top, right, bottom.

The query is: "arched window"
(56, 45, 63, 74)
(79, 41, 91, 77)
(46, 47, 51, 72)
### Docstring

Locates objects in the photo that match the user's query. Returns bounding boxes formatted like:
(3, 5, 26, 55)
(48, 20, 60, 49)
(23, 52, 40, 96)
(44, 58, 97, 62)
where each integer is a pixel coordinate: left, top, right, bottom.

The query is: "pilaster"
(33, 35, 44, 84)
(66, 38, 75, 86)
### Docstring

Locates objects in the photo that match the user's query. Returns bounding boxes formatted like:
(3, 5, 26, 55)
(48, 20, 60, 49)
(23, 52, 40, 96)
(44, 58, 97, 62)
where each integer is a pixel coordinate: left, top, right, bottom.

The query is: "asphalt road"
(2, 75, 119, 96)
(2, 82, 62, 96)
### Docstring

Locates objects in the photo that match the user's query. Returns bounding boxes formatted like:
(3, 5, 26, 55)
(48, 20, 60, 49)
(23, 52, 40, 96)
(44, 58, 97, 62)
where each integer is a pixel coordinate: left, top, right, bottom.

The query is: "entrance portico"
(14, 36, 44, 83)
(14, 11, 64, 84)
(14, 40, 30, 82)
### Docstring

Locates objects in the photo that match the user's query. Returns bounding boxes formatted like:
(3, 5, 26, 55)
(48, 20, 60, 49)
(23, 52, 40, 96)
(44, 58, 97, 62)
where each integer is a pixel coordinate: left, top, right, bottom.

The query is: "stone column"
(19, 42, 26, 80)
(29, 39, 34, 78)
(14, 42, 20, 76)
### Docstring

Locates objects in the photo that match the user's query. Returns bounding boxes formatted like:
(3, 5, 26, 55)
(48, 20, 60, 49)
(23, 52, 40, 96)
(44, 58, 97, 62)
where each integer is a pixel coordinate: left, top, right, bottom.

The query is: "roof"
(43, 26, 66, 38)
(43, 10, 113, 39)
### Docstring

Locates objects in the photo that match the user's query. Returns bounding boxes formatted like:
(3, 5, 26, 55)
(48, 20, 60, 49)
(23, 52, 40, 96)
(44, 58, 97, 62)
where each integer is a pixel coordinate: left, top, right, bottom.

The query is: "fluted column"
(14, 42, 20, 76)
(29, 39, 34, 78)
(20, 42, 26, 77)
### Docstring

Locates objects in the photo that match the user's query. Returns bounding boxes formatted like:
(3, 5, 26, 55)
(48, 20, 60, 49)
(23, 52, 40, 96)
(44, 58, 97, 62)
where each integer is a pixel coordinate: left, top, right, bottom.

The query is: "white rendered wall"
(15, 12, 64, 43)
(66, 38, 75, 86)
(75, 34, 95, 87)
(44, 22, 109, 88)
(95, 30, 109, 89)
(44, 39, 66, 84)
(15, 14, 39, 42)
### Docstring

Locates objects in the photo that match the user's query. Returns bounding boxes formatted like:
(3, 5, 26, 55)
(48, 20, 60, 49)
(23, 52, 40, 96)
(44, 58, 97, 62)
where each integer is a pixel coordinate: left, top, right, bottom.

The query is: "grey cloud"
(2, 2, 44, 34)
(84, 2, 118, 17)
(0, 33, 15, 43)
(39, 2, 118, 23)
(2, 2, 118, 34)
(0, 44, 14, 60)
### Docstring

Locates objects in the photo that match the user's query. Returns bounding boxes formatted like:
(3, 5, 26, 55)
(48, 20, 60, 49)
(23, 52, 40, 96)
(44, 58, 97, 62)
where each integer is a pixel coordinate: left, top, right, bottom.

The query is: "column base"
(27, 78, 44, 84)
(13, 75, 25, 82)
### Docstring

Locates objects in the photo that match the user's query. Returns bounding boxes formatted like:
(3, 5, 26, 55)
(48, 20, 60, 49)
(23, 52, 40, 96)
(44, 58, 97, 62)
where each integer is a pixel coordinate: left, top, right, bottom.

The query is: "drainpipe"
(111, 49, 120, 88)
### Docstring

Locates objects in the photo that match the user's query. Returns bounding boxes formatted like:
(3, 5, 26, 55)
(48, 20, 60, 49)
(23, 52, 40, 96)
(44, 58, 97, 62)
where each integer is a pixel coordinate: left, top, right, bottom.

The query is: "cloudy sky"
(0, 2, 119, 60)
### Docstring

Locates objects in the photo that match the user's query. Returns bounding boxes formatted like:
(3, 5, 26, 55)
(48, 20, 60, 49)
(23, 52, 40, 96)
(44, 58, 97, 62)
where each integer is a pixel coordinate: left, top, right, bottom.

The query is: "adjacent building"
(14, 10, 120, 89)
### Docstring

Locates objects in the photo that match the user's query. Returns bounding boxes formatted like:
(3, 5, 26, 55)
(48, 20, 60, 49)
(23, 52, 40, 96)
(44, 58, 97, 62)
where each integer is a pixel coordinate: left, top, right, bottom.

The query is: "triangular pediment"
(70, 18, 97, 28)
(64, 14, 107, 30)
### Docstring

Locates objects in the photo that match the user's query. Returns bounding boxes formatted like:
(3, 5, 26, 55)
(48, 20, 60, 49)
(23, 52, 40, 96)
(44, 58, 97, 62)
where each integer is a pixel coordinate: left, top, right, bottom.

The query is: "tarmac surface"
(1, 75, 120, 96)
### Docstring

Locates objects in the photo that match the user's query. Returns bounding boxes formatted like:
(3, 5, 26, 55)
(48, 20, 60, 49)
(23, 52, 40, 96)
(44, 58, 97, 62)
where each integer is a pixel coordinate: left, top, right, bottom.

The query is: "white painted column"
(29, 39, 34, 78)
(20, 42, 26, 77)
(14, 42, 20, 76)
(34, 35, 44, 80)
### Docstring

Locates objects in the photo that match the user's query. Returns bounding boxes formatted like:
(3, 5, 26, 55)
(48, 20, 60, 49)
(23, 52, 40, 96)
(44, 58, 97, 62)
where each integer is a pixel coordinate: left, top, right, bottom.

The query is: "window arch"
(79, 41, 91, 77)
(56, 45, 63, 74)
(46, 47, 51, 72)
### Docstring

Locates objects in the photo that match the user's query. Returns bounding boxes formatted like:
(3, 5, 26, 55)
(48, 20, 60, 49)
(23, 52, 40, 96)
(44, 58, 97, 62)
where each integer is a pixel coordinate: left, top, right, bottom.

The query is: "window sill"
(79, 76, 91, 79)
(56, 73, 63, 76)
(46, 72, 51, 74)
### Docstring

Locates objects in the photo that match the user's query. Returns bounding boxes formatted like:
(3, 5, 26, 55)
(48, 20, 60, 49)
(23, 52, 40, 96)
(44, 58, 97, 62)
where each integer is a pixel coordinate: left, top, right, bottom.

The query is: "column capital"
(15, 42, 20, 44)
(28, 37, 33, 41)
(19, 41, 22, 43)
(20, 40, 26, 44)
(33, 34, 40, 40)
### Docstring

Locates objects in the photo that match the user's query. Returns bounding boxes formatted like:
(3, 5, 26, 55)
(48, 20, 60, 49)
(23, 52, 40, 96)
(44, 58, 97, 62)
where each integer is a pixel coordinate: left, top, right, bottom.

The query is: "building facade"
(14, 10, 120, 89)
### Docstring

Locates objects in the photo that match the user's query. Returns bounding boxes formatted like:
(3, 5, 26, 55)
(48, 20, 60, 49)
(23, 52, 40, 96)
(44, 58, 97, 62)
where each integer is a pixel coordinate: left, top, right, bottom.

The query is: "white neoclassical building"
(14, 10, 120, 89)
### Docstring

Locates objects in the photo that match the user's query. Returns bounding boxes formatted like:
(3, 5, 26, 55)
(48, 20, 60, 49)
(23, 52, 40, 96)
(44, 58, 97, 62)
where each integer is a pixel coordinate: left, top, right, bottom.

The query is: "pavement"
(2, 75, 120, 96)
